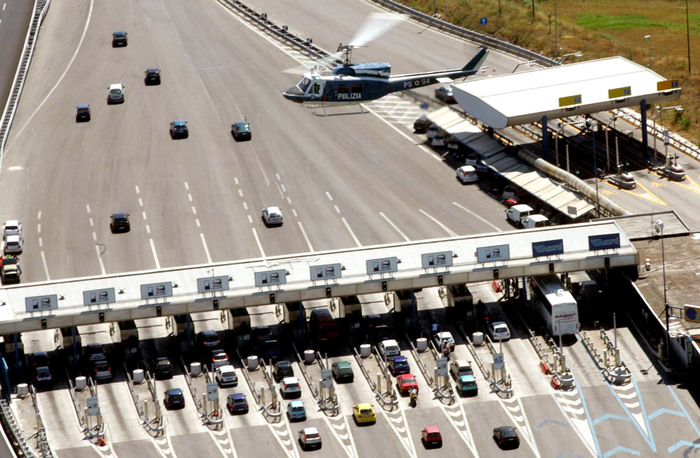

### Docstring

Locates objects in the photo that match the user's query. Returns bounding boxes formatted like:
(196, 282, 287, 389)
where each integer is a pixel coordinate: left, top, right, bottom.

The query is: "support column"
(640, 99, 649, 162)
(541, 116, 549, 161)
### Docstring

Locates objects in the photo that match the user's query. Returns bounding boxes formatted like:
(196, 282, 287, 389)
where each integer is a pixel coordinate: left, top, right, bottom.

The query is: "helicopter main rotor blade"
(348, 12, 405, 48)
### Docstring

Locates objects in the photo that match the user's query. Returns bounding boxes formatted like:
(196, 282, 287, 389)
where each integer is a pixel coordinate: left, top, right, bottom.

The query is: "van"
(107, 83, 125, 104)
(521, 214, 549, 228)
(505, 204, 533, 226)
(309, 308, 339, 346)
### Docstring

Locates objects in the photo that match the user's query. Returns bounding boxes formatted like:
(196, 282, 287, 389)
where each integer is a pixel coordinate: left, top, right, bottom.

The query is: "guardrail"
(292, 344, 319, 399)
(406, 334, 434, 387)
(424, 338, 455, 401)
(66, 373, 86, 431)
(0, 398, 36, 458)
(29, 385, 54, 457)
(235, 349, 261, 405)
(580, 330, 631, 385)
(123, 364, 164, 434)
(0, 0, 50, 162)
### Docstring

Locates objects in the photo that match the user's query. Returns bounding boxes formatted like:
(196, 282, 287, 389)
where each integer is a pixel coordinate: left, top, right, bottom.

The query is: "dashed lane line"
(419, 209, 458, 237)
(378, 212, 410, 242)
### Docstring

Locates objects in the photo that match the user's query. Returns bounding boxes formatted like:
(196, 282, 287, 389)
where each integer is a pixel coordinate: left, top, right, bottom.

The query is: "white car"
(280, 376, 302, 398)
(3, 220, 22, 238)
(210, 349, 230, 369)
(456, 165, 478, 184)
(434, 331, 455, 351)
(2, 234, 23, 255)
(298, 426, 322, 451)
(490, 321, 511, 341)
(215, 365, 238, 387)
(378, 339, 400, 360)
(107, 83, 125, 104)
(262, 206, 283, 226)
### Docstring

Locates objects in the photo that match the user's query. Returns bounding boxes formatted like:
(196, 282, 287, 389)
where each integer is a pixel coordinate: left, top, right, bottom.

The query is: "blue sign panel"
(588, 233, 621, 251)
(532, 239, 564, 258)
(480, 17, 487, 25)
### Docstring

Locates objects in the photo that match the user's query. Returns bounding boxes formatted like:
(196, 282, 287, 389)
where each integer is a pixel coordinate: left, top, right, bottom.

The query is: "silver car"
(3, 235, 23, 255)
(298, 427, 322, 451)
(92, 360, 113, 381)
(3, 220, 22, 238)
(262, 207, 283, 226)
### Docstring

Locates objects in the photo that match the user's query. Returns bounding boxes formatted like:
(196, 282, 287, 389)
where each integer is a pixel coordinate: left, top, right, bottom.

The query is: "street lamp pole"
(644, 35, 652, 68)
(686, 0, 692, 75)
(587, 119, 600, 216)
(654, 220, 670, 358)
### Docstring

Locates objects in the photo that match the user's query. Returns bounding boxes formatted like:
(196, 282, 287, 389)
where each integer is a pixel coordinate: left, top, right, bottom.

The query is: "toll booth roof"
(452, 56, 681, 128)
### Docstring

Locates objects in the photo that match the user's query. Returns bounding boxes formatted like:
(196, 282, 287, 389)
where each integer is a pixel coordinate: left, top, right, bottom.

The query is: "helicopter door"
(307, 81, 325, 97)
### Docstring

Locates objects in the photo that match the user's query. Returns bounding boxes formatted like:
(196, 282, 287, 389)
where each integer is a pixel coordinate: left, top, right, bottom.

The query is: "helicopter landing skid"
(311, 104, 368, 117)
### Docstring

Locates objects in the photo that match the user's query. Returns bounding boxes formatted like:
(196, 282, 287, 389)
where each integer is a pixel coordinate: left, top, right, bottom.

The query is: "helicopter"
(282, 13, 488, 109)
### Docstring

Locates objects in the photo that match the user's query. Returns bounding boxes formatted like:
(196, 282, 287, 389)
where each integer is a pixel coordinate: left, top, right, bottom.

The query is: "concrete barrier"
(416, 338, 428, 353)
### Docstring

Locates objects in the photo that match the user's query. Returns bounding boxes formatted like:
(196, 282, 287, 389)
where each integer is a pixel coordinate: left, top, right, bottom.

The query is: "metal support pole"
(541, 116, 549, 161)
(640, 99, 649, 162)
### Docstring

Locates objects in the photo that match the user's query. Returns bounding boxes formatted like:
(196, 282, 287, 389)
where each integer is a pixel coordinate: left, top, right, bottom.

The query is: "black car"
(110, 213, 130, 233)
(112, 31, 127, 47)
(164, 388, 185, 409)
(231, 122, 251, 141)
(493, 426, 520, 449)
(76, 104, 91, 122)
(169, 120, 188, 139)
(144, 68, 161, 86)
(84, 343, 107, 362)
(413, 115, 432, 133)
(331, 361, 354, 383)
(153, 357, 174, 380)
(434, 86, 456, 104)
(272, 360, 294, 382)
(196, 330, 220, 351)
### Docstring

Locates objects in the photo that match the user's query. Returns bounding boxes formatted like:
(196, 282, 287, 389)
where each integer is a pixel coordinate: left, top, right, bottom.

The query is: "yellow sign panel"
(684, 305, 700, 323)
(559, 94, 582, 107)
(657, 80, 680, 91)
(608, 86, 631, 99)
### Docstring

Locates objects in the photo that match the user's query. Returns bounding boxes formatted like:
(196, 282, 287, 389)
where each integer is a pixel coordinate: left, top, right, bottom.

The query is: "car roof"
(355, 403, 372, 409)
(334, 360, 351, 367)
(217, 364, 235, 372)
(114, 31, 126, 35)
(458, 165, 476, 172)
(112, 212, 128, 218)
(282, 377, 299, 384)
(392, 355, 407, 362)
(33, 351, 48, 357)
(289, 400, 304, 407)
(146, 68, 160, 72)
(493, 321, 507, 327)
(4, 220, 20, 226)
(201, 329, 217, 335)
(109, 83, 123, 89)
(276, 360, 291, 367)
(397, 374, 415, 380)
(437, 331, 453, 338)
(77, 104, 89, 109)
(173, 120, 187, 125)
(166, 388, 183, 395)
(301, 426, 319, 434)
(381, 339, 398, 346)
(5, 234, 20, 242)
(230, 393, 246, 400)
(265, 206, 281, 213)
(234, 122, 249, 127)
(424, 426, 440, 433)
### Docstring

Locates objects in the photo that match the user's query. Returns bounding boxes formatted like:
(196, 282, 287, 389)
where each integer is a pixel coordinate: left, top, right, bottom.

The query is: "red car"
(421, 426, 442, 448)
(396, 374, 419, 395)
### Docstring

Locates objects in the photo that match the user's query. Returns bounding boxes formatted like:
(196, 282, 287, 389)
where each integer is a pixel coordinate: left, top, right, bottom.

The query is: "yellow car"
(352, 403, 376, 425)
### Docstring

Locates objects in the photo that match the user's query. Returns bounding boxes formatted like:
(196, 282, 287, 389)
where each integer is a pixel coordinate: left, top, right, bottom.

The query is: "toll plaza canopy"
(452, 56, 681, 128)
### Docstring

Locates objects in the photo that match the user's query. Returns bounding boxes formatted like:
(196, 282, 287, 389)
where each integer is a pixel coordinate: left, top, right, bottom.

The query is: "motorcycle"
(409, 388, 418, 408)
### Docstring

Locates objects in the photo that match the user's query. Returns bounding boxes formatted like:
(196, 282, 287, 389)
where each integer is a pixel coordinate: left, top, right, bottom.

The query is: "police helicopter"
(282, 13, 488, 110)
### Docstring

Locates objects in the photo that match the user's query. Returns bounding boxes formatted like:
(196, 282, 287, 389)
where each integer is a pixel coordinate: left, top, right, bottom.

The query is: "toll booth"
(446, 284, 475, 329)
(283, 301, 305, 340)
(337, 295, 362, 337)
(113, 320, 140, 367)
(227, 308, 251, 348)
(57, 327, 81, 368)
(393, 290, 414, 314)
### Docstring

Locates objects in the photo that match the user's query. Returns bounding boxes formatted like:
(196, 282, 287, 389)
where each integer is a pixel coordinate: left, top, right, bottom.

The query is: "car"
(84, 343, 106, 362)
(256, 339, 281, 361)
(363, 314, 393, 343)
(493, 425, 519, 449)
(434, 331, 455, 351)
(413, 114, 431, 133)
(298, 426, 322, 451)
(75, 104, 91, 122)
(280, 377, 302, 399)
(231, 122, 251, 141)
(261, 207, 283, 226)
(396, 374, 419, 395)
(91, 360, 113, 381)
(434, 86, 456, 103)
(196, 330, 220, 350)
(144, 68, 161, 85)
(387, 355, 410, 376)
(489, 321, 511, 341)
(110, 213, 130, 233)
(2, 220, 22, 238)
(456, 165, 479, 184)
(251, 325, 273, 342)
(286, 400, 306, 421)
(608, 172, 637, 189)
(450, 361, 478, 396)
(35, 366, 53, 386)
(107, 83, 125, 104)
(215, 365, 239, 387)
(153, 357, 174, 380)
(112, 31, 127, 47)
(426, 124, 439, 139)
(169, 120, 189, 139)
(29, 351, 50, 368)
(226, 393, 248, 414)
(378, 339, 400, 360)
(210, 349, 230, 369)
(2, 235, 23, 255)
(331, 361, 354, 383)
(352, 403, 376, 425)
(421, 426, 443, 448)
(273, 360, 294, 382)
(164, 388, 185, 409)
(431, 134, 446, 146)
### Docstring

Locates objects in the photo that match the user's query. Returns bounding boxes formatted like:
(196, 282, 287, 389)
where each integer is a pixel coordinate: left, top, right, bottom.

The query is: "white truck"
(506, 204, 549, 228)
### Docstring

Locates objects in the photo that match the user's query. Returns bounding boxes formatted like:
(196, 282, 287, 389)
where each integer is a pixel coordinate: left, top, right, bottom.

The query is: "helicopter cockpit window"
(311, 83, 321, 95)
(298, 77, 311, 92)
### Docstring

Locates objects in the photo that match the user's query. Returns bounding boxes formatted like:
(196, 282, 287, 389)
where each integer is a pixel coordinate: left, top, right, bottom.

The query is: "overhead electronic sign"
(421, 251, 453, 269)
(140, 282, 173, 300)
(310, 263, 342, 281)
(558, 94, 582, 107)
(476, 245, 510, 263)
(83, 288, 115, 306)
(254, 269, 287, 287)
(531, 240, 564, 258)
(25, 295, 58, 313)
(588, 233, 620, 251)
(366, 257, 398, 275)
(197, 276, 230, 294)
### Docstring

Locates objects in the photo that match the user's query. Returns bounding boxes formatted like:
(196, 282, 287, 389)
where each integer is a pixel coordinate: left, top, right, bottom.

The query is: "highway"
(2, 0, 700, 457)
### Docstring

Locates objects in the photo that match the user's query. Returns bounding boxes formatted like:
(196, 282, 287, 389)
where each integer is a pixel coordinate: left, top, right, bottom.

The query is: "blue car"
(287, 400, 306, 421)
(388, 356, 410, 376)
(226, 393, 248, 414)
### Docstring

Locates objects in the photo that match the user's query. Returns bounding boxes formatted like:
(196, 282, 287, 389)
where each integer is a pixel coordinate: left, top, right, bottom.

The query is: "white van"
(107, 83, 125, 104)
(456, 165, 478, 184)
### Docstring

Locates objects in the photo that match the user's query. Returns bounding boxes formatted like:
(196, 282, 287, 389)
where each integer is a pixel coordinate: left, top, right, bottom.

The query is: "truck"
(0, 256, 21, 284)
(506, 204, 549, 228)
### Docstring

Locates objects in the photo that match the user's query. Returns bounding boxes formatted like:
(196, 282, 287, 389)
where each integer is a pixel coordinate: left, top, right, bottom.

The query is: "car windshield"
(360, 408, 372, 414)
(394, 360, 407, 367)
(402, 377, 416, 384)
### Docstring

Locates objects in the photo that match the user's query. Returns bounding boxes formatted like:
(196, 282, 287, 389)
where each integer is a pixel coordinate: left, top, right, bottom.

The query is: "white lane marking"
(38, 237, 42, 247)
(292, 209, 298, 218)
(200, 233, 213, 264)
(234, 177, 239, 186)
(135, 185, 140, 194)
(281, 184, 287, 193)
(37, 223, 41, 233)
(379, 212, 410, 242)
(326, 191, 334, 201)
(247, 215, 253, 224)
(243, 202, 248, 210)
(88, 218, 93, 227)
(252, 228, 266, 258)
(286, 196, 292, 205)
(41, 251, 50, 280)
(37, 210, 41, 219)
(86, 204, 91, 214)
(452, 202, 503, 232)
(92, 232, 96, 242)
(341, 217, 362, 247)
(138, 198, 143, 207)
(297, 222, 314, 252)
(142, 211, 147, 220)
(184, 182, 190, 191)
(419, 209, 458, 237)
(334, 205, 340, 214)
(146, 224, 151, 235)
(94, 244, 106, 275)
(188, 193, 193, 202)
(275, 173, 281, 182)
(238, 189, 243, 197)
(191, 206, 197, 215)
(2, 4, 5, 11)
(149, 238, 161, 269)
(196, 219, 201, 228)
